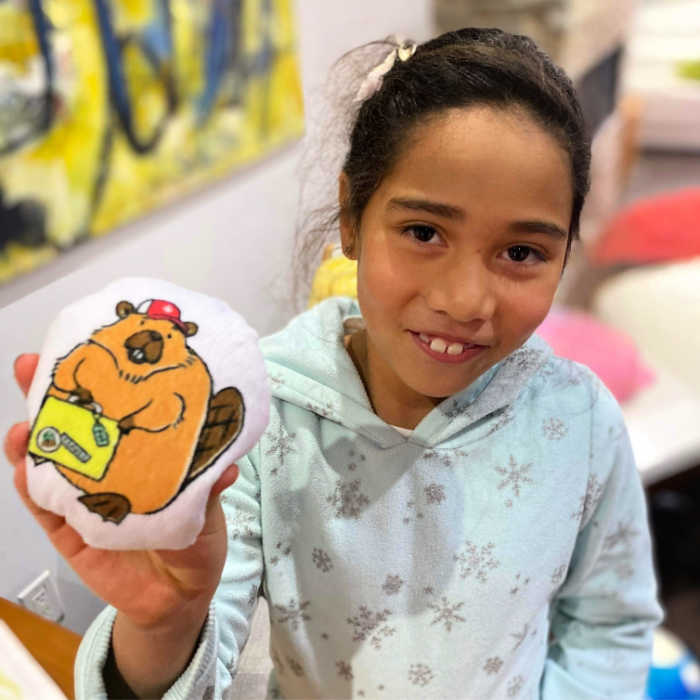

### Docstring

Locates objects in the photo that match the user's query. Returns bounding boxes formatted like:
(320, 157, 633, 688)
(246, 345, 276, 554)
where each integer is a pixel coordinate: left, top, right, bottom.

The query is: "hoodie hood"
(261, 297, 552, 449)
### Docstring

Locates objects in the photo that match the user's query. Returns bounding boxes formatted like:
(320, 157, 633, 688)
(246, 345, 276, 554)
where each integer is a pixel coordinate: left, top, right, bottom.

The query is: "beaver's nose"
(149, 331, 162, 342)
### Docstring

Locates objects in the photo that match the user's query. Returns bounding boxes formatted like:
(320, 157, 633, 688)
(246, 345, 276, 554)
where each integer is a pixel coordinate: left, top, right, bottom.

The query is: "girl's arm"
(74, 445, 264, 699)
(541, 416, 664, 699)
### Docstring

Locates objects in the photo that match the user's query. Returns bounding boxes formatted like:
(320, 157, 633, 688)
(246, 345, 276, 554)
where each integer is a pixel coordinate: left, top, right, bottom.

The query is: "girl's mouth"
(410, 331, 487, 364)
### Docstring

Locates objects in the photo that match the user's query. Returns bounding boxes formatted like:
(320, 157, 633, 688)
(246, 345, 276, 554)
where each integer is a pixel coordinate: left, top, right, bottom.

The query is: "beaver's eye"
(167, 334, 172, 339)
(140, 320, 144, 325)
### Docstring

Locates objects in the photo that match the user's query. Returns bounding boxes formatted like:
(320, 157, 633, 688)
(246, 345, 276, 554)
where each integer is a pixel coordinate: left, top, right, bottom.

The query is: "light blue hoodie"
(76, 297, 663, 699)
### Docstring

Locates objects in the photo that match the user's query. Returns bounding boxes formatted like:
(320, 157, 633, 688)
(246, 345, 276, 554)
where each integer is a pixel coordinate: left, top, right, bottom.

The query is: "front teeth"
(420, 334, 466, 355)
(430, 337, 448, 353)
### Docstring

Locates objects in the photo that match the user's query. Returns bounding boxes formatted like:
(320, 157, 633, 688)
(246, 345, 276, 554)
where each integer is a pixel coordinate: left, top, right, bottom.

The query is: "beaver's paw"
(118, 415, 136, 434)
(71, 386, 94, 405)
(79, 492, 131, 524)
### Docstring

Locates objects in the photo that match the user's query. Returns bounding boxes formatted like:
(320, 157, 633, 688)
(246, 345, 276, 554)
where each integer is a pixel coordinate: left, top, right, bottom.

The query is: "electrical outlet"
(17, 570, 65, 622)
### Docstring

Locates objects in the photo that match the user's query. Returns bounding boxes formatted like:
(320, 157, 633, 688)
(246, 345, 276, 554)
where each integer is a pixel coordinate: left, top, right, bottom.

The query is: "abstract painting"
(0, 0, 304, 283)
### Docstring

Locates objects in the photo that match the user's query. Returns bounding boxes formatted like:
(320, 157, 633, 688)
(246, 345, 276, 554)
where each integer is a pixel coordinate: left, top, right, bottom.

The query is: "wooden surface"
(0, 596, 81, 699)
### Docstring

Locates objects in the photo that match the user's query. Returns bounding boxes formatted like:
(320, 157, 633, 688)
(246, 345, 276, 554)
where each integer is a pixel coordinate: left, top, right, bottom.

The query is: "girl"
(6, 27, 662, 699)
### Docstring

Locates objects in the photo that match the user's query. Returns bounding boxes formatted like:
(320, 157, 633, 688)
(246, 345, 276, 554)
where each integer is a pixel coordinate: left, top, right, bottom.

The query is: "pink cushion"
(592, 188, 700, 265)
(536, 308, 656, 402)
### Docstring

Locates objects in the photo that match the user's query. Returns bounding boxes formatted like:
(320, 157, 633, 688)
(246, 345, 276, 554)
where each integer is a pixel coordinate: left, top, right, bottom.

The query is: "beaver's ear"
(116, 301, 135, 318)
(184, 322, 198, 337)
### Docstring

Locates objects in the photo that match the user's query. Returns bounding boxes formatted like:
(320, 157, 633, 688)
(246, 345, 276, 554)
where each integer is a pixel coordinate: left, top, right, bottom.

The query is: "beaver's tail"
(187, 387, 245, 481)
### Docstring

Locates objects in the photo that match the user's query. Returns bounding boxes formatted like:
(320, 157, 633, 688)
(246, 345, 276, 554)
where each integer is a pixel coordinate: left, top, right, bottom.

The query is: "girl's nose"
(423, 258, 497, 323)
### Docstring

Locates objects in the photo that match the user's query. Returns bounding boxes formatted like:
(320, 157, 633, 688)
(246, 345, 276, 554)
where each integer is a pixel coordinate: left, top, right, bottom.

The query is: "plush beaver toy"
(25, 278, 269, 549)
(31, 298, 244, 523)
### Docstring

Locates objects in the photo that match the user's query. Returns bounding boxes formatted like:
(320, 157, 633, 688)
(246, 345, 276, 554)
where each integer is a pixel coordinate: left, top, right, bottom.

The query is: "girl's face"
(340, 106, 573, 429)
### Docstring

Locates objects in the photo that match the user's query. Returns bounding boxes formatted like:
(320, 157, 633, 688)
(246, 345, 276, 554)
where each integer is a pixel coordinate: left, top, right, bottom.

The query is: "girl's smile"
(409, 330, 488, 364)
(340, 106, 573, 429)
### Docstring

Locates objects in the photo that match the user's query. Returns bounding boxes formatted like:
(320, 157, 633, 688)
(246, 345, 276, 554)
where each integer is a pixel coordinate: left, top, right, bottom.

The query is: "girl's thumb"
(200, 464, 240, 536)
(210, 463, 239, 500)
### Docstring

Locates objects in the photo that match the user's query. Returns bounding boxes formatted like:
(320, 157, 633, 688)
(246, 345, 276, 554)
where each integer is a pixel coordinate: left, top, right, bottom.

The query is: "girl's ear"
(338, 172, 358, 260)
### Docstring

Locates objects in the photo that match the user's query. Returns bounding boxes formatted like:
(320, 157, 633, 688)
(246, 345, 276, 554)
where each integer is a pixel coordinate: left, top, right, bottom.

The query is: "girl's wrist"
(119, 591, 213, 635)
(110, 598, 211, 697)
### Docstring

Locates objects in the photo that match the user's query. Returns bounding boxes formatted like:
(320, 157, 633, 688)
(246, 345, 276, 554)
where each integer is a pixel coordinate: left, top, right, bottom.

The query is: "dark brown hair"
(294, 27, 591, 306)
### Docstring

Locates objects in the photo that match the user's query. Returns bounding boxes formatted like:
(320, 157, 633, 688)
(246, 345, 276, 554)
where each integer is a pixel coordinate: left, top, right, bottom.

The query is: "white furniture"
(594, 258, 700, 485)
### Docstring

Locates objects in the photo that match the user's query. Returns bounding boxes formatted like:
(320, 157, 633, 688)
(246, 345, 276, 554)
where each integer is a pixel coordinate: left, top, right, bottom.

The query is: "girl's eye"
(505, 245, 546, 264)
(402, 225, 441, 244)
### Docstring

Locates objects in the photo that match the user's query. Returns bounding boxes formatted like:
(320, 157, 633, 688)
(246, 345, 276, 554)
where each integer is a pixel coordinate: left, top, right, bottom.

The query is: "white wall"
(0, 1, 433, 633)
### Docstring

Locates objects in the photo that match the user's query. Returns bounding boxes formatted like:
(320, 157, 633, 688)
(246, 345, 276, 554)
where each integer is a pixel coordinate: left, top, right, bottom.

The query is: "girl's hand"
(4, 354, 239, 630)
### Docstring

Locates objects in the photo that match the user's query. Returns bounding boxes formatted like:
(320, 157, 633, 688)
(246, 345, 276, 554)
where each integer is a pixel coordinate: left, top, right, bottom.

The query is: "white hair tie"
(353, 36, 417, 103)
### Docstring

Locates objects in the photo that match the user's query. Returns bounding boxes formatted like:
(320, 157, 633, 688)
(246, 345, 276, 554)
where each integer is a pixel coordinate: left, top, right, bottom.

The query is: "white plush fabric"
(24, 277, 269, 550)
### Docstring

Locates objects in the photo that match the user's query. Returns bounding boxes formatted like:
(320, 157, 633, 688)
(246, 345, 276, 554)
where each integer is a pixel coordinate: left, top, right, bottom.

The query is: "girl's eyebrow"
(387, 197, 465, 220)
(388, 197, 568, 240)
(508, 220, 568, 240)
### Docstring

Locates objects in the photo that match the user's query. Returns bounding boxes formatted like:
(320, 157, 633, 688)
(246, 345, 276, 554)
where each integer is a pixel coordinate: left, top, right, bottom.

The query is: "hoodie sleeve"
(540, 392, 664, 699)
(74, 444, 264, 700)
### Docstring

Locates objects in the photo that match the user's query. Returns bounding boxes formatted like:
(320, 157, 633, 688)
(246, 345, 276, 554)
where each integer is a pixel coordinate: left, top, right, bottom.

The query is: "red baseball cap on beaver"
(138, 299, 188, 333)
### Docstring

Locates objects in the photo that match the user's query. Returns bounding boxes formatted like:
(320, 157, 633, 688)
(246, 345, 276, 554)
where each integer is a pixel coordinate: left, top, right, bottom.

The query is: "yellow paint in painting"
(0, 5, 39, 68)
(122, 41, 171, 143)
(48, 1, 94, 26)
(115, 0, 155, 25)
(273, 0, 297, 44)
(266, 52, 304, 134)
(0, 0, 304, 282)
(237, 0, 301, 138)
(92, 0, 303, 234)
(1, 0, 108, 247)
(92, 129, 180, 233)
(171, 0, 206, 99)
(272, 0, 304, 130)
(0, 242, 57, 284)
(242, 0, 269, 56)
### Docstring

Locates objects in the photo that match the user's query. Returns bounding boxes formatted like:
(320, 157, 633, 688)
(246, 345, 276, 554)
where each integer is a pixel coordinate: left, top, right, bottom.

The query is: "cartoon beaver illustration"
(28, 299, 244, 524)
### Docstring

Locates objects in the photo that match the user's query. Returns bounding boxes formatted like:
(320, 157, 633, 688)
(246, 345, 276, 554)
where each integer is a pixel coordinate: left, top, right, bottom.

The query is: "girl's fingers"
(4, 422, 70, 538)
(43, 515, 89, 562)
(205, 462, 239, 515)
(14, 353, 39, 397)
(210, 463, 239, 499)
(4, 421, 30, 467)
(197, 464, 239, 538)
